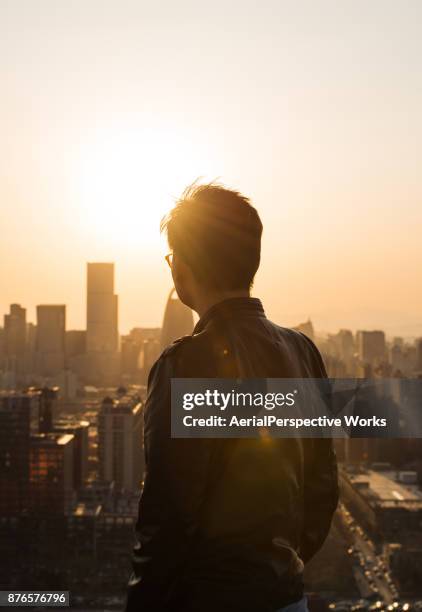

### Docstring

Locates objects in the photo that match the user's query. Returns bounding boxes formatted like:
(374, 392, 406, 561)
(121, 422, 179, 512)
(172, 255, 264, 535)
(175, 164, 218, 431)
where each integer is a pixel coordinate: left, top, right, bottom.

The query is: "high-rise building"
(35, 305, 66, 377)
(29, 432, 75, 515)
(356, 330, 386, 368)
(0, 390, 40, 516)
(121, 337, 141, 377)
(65, 330, 86, 359)
(53, 419, 89, 490)
(85, 263, 119, 384)
(3, 304, 27, 379)
(98, 393, 143, 491)
(333, 329, 356, 376)
(141, 338, 160, 374)
(34, 385, 59, 433)
(121, 328, 161, 382)
(86, 263, 118, 353)
(160, 288, 194, 350)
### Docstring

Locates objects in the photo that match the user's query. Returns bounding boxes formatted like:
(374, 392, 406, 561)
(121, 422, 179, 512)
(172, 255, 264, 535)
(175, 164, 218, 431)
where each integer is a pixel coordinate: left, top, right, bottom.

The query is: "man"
(126, 184, 338, 612)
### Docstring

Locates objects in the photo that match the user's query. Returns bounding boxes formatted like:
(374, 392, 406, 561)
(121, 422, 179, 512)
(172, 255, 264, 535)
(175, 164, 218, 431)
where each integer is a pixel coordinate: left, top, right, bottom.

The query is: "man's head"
(161, 182, 263, 312)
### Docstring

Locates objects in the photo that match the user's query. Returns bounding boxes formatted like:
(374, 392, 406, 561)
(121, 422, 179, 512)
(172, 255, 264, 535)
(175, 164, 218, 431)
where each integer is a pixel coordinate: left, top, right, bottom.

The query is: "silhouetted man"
(126, 184, 338, 612)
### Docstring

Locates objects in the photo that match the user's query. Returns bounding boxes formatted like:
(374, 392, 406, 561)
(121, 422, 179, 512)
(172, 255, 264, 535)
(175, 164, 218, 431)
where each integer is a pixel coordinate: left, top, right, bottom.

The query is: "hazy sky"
(1, 0, 421, 337)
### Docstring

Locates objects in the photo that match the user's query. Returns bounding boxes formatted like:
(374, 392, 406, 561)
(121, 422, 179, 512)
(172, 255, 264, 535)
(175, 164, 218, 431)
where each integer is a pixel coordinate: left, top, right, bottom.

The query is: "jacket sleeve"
(298, 333, 339, 564)
(126, 345, 214, 611)
(300, 437, 339, 563)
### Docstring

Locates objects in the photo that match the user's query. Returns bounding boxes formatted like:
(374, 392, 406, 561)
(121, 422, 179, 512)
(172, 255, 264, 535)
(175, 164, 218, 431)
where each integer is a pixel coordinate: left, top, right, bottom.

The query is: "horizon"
(1, 259, 420, 341)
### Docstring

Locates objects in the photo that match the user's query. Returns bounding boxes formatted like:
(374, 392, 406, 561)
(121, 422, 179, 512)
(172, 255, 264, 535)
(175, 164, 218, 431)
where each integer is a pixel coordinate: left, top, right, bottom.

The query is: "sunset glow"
(74, 123, 213, 249)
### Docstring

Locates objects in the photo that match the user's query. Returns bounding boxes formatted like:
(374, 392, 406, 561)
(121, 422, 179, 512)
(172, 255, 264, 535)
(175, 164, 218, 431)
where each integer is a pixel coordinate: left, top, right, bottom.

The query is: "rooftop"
(349, 469, 422, 509)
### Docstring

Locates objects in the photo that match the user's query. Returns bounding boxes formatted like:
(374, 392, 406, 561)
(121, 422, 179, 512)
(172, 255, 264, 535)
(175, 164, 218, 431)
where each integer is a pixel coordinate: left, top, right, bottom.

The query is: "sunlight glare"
(75, 124, 212, 251)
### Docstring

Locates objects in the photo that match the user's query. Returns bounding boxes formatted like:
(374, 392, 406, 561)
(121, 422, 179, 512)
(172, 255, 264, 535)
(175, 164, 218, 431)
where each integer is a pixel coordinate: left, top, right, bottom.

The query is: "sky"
(1, 0, 421, 337)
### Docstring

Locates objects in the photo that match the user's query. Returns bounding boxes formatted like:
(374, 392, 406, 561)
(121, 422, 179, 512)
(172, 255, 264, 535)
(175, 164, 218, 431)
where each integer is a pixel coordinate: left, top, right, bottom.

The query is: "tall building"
(35, 305, 66, 377)
(53, 419, 89, 490)
(121, 328, 161, 382)
(65, 330, 86, 359)
(3, 304, 27, 380)
(356, 330, 386, 368)
(0, 390, 40, 516)
(85, 263, 119, 384)
(160, 288, 194, 350)
(35, 386, 59, 433)
(86, 263, 118, 353)
(98, 393, 143, 491)
(334, 329, 356, 376)
(121, 337, 141, 377)
(29, 432, 75, 515)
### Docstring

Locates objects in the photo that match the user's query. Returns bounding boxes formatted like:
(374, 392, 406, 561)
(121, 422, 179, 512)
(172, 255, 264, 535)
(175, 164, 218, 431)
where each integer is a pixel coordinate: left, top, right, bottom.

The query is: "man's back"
(127, 298, 338, 612)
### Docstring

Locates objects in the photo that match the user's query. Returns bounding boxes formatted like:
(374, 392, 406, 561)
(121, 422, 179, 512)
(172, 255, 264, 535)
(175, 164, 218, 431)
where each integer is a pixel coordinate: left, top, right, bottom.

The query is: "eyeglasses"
(165, 252, 174, 268)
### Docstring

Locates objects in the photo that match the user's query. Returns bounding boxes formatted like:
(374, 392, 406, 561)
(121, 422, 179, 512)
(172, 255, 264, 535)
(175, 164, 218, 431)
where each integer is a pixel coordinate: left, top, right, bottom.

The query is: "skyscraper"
(98, 393, 143, 491)
(0, 390, 40, 516)
(356, 330, 386, 367)
(160, 288, 194, 350)
(35, 305, 66, 377)
(53, 419, 89, 490)
(85, 263, 119, 384)
(3, 304, 27, 380)
(29, 432, 75, 515)
(86, 263, 118, 353)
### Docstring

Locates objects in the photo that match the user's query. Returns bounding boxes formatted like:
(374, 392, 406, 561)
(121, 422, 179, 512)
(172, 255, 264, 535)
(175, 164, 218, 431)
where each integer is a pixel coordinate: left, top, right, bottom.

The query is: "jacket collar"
(193, 297, 266, 335)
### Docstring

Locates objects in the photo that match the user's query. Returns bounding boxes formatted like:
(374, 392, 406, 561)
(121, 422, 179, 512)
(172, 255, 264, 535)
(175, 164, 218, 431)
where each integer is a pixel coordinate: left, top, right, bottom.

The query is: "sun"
(74, 122, 214, 251)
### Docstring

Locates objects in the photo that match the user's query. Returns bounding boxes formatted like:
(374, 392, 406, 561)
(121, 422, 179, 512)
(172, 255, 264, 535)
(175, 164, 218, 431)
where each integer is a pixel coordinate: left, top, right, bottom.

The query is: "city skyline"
(2, 1, 422, 337)
(1, 260, 421, 340)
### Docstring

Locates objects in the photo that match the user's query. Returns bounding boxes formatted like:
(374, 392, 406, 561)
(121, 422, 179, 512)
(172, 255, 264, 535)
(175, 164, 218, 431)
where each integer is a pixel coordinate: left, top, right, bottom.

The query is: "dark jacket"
(126, 298, 338, 612)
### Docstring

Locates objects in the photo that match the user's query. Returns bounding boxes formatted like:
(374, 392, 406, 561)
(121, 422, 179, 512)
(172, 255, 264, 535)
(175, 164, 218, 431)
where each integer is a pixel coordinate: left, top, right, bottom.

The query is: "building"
(140, 337, 160, 377)
(0, 390, 40, 515)
(340, 466, 422, 542)
(98, 393, 143, 491)
(356, 330, 386, 374)
(85, 263, 119, 384)
(35, 305, 66, 377)
(120, 336, 141, 377)
(3, 304, 27, 381)
(34, 385, 59, 433)
(160, 288, 194, 350)
(29, 432, 75, 515)
(53, 419, 89, 490)
(65, 330, 86, 359)
(86, 263, 118, 353)
(121, 327, 161, 382)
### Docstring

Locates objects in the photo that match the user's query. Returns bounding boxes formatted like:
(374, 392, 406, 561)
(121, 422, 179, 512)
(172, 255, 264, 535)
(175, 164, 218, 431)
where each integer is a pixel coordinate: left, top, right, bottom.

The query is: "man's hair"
(161, 182, 263, 291)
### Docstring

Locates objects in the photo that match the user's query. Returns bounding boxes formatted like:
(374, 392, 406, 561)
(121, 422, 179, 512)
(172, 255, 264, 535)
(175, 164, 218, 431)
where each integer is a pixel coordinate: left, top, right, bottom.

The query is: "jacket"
(126, 297, 338, 612)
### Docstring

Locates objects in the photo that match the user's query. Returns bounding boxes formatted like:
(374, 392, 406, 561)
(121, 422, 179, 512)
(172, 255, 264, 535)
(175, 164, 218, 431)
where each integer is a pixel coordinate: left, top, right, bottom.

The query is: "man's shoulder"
(151, 335, 194, 372)
(152, 327, 225, 379)
(267, 319, 317, 350)
(265, 319, 327, 376)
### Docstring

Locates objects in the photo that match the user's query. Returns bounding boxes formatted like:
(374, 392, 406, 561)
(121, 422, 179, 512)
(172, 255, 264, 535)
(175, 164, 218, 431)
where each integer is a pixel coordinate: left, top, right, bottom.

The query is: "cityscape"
(1, 262, 422, 610)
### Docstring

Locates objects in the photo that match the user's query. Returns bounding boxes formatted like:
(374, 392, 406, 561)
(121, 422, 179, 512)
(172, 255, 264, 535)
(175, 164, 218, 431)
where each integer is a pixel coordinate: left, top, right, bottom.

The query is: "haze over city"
(1, 0, 422, 336)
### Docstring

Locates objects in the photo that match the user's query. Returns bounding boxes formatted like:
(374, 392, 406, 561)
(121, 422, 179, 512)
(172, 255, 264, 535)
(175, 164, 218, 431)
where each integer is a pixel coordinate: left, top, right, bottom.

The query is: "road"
(339, 502, 398, 605)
